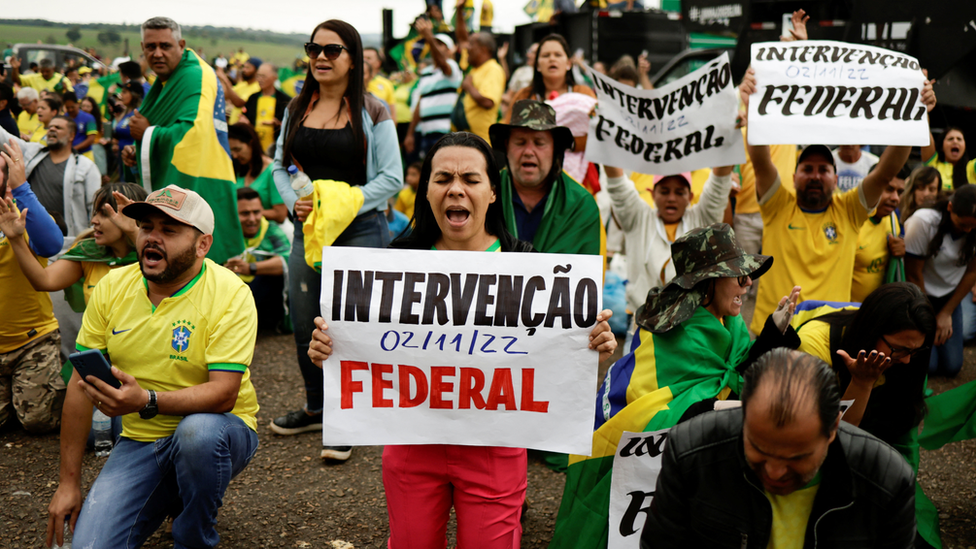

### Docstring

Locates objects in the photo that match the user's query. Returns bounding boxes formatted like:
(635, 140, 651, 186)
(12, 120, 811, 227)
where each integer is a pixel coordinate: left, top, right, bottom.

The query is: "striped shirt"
(416, 59, 462, 136)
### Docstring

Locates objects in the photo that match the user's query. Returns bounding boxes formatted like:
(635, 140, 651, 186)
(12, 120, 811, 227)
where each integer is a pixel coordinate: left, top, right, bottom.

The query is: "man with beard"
(740, 67, 936, 334)
(0, 115, 101, 242)
(642, 348, 916, 547)
(488, 99, 602, 256)
(850, 163, 911, 302)
(46, 185, 260, 549)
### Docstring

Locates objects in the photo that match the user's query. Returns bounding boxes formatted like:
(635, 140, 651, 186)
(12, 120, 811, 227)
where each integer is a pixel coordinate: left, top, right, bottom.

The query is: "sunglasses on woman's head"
(304, 43, 349, 61)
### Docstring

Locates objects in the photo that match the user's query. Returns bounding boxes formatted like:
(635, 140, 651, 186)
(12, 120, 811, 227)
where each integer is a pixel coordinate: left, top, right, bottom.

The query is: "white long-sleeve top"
(607, 171, 733, 313)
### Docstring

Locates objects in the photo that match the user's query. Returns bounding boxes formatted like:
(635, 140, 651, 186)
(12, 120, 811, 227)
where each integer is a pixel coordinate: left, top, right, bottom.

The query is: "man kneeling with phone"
(46, 185, 260, 549)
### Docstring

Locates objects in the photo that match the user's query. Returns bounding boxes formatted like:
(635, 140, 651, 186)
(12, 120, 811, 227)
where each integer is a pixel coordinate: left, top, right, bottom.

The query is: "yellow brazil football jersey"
(765, 478, 820, 549)
(254, 95, 277, 152)
(21, 72, 73, 94)
(368, 75, 396, 110)
(752, 177, 871, 334)
(76, 259, 259, 441)
(851, 214, 900, 303)
(463, 59, 505, 141)
(17, 110, 42, 138)
(0, 230, 58, 354)
(228, 80, 261, 125)
(926, 156, 976, 191)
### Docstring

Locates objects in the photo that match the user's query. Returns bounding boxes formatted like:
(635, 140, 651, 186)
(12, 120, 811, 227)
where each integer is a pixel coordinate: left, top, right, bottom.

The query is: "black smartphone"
(69, 349, 121, 389)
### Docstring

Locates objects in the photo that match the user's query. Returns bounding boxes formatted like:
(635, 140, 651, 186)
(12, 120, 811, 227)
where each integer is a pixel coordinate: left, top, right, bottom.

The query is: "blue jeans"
(289, 210, 390, 412)
(960, 291, 976, 341)
(929, 298, 964, 377)
(72, 413, 259, 549)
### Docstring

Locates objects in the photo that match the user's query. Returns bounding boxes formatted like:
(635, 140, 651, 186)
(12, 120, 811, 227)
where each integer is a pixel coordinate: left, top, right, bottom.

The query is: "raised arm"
(216, 67, 247, 108)
(416, 18, 452, 77)
(862, 75, 936, 208)
(919, 70, 938, 163)
(453, 0, 470, 52)
(739, 68, 779, 200)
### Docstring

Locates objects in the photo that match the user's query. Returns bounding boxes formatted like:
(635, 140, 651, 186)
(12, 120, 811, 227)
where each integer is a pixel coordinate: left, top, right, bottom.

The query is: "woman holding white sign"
(308, 132, 616, 548)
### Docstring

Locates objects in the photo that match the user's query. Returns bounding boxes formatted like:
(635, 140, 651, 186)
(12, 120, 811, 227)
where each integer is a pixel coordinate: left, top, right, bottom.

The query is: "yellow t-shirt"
(851, 214, 900, 303)
(76, 260, 260, 441)
(394, 186, 417, 219)
(231, 51, 250, 66)
(0, 231, 58, 353)
(17, 110, 41, 138)
(765, 480, 820, 549)
(796, 313, 887, 389)
(926, 156, 976, 191)
(228, 80, 260, 125)
(752, 177, 870, 334)
(368, 75, 396, 110)
(20, 72, 73, 94)
(738, 135, 797, 215)
(463, 59, 506, 141)
(254, 94, 277, 152)
(393, 81, 415, 124)
(481, 0, 494, 27)
(29, 125, 47, 146)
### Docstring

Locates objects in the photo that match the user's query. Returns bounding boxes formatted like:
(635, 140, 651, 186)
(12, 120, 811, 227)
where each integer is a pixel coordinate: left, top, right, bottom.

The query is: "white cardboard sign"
(608, 429, 670, 549)
(747, 40, 928, 146)
(319, 247, 603, 454)
(585, 53, 745, 176)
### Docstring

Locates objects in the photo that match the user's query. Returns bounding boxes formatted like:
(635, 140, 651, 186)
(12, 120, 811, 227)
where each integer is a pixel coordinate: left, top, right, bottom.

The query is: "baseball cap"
(797, 145, 835, 169)
(652, 172, 692, 187)
(123, 185, 215, 235)
(78, 66, 92, 75)
(433, 34, 455, 51)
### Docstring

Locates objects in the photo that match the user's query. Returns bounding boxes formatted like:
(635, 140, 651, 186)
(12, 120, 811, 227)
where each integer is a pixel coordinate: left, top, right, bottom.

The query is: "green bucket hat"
(635, 223, 773, 333)
(489, 99, 575, 153)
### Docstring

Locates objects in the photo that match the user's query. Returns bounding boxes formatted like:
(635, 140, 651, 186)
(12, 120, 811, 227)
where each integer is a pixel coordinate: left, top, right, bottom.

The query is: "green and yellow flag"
(550, 307, 752, 548)
(136, 48, 244, 264)
(499, 169, 602, 256)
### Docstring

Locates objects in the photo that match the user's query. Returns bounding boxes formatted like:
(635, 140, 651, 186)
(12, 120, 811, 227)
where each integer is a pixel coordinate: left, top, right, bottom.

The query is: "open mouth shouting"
(445, 206, 470, 228)
(142, 245, 166, 269)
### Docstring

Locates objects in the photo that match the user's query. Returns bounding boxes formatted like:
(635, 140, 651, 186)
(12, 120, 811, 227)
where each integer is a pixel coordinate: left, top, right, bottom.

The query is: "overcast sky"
(3, 0, 536, 38)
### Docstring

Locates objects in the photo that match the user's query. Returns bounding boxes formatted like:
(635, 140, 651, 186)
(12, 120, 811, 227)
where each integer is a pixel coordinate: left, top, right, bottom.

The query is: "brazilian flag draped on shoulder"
(136, 48, 244, 264)
(550, 307, 751, 548)
(499, 168, 603, 256)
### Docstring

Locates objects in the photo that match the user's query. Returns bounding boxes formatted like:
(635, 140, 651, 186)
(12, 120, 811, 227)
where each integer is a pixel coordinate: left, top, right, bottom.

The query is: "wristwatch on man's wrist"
(139, 389, 158, 419)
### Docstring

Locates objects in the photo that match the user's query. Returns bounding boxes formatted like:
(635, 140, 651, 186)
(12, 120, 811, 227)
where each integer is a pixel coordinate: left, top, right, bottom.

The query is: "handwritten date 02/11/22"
(379, 329, 528, 355)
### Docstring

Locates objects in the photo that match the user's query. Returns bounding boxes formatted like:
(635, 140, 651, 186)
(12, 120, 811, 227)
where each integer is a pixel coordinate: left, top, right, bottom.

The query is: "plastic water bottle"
(288, 165, 314, 200)
(92, 408, 113, 457)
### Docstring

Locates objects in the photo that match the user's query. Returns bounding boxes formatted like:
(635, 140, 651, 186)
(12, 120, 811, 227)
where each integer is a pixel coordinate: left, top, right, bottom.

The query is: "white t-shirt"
(833, 149, 879, 192)
(904, 208, 969, 298)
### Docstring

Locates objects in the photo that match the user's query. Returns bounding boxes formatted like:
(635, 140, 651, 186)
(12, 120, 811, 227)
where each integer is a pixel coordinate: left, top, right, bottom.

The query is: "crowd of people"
(0, 3, 975, 549)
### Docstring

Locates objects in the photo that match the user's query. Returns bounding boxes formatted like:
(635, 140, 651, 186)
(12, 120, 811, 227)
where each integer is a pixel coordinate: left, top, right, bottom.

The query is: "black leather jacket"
(641, 408, 916, 549)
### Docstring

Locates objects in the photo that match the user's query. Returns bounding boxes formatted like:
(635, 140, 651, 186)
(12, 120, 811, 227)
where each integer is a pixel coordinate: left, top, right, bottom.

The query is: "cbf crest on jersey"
(823, 221, 839, 244)
(171, 319, 195, 356)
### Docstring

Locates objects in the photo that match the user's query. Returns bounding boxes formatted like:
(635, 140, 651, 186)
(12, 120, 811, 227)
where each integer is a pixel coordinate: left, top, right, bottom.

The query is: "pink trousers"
(383, 444, 527, 549)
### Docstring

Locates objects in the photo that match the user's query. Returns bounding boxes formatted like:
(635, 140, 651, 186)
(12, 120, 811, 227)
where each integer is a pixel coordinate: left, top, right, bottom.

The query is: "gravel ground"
(2, 318, 974, 548)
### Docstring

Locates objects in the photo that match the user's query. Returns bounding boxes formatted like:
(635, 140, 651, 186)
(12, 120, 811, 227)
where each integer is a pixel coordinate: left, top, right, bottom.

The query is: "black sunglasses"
(737, 275, 751, 287)
(304, 43, 350, 61)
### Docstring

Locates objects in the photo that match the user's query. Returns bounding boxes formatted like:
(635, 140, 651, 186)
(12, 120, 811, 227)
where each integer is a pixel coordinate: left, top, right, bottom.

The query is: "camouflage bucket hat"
(635, 223, 773, 333)
(489, 99, 575, 153)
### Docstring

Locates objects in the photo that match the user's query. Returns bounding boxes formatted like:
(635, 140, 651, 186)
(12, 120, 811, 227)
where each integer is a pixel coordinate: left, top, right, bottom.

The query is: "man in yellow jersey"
(461, 33, 506, 142)
(45, 185, 259, 549)
(733, 133, 796, 299)
(243, 63, 290, 153)
(642, 349, 916, 547)
(16, 87, 42, 140)
(364, 47, 396, 119)
(0, 140, 65, 434)
(219, 57, 262, 125)
(10, 57, 74, 94)
(851, 164, 909, 302)
(740, 67, 934, 334)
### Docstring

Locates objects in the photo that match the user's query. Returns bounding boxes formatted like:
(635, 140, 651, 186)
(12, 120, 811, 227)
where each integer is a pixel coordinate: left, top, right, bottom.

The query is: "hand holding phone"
(69, 349, 121, 389)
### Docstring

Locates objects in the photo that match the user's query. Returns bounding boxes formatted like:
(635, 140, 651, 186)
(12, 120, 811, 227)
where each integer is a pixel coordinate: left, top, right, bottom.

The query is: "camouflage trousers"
(0, 331, 66, 433)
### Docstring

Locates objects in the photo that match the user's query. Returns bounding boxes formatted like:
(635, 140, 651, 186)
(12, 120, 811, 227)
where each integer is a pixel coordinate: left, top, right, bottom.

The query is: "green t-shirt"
(235, 164, 284, 211)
